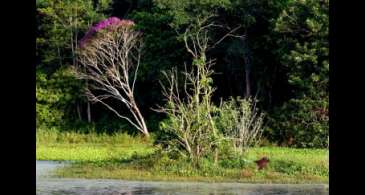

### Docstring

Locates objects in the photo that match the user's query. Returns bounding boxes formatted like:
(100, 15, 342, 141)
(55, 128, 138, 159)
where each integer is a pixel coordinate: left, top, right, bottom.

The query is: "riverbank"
(37, 161, 328, 195)
(36, 130, 328, 184)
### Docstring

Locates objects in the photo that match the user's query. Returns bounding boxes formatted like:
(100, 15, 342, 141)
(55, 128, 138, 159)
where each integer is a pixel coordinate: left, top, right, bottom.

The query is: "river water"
(36, 161, 329, 195)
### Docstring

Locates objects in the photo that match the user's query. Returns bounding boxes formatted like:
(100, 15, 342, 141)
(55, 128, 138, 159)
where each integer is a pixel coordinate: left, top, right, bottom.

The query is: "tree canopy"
(36, 0, 329, 148)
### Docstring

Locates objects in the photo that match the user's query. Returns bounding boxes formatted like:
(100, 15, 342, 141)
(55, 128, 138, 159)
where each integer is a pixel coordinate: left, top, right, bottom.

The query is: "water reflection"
(37, 179, 328, 195)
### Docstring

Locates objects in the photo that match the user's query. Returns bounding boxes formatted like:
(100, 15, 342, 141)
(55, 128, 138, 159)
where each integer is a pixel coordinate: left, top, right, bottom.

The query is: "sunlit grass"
(37, 143, 155, 162)
(53, 146, 328, 183)
(37, 130, 328, 183)
(36, 129, 156, 162)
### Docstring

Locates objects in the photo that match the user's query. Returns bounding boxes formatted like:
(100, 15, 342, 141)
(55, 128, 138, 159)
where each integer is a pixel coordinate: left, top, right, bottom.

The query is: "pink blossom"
(79, 17, 135, 48)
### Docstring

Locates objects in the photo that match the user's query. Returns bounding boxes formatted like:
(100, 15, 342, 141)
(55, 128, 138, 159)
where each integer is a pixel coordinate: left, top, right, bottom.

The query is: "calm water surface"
(36, 161, 329, 195)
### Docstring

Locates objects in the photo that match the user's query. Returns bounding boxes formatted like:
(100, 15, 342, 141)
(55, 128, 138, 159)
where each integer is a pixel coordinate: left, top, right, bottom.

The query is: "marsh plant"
(216, 97, 264, 154)
(156, 19, 219, 165)
(157, 17, 264, 166)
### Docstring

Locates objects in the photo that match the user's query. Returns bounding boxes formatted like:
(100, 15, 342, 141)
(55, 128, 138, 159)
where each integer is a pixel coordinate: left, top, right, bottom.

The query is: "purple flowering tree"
(76, 17, 149, 137)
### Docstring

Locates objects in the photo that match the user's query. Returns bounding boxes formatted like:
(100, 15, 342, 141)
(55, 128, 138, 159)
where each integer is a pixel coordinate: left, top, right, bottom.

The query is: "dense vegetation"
(36, 1, 329, 183)
(36, 0, 329, 147)
(36, 130, 328, 183)
(36, 0, 328, 148)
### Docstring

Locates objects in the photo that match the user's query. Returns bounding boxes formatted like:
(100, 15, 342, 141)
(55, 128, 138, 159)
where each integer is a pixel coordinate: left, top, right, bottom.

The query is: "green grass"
(37, 130, 328, 184)
(36, 129, 156, 162)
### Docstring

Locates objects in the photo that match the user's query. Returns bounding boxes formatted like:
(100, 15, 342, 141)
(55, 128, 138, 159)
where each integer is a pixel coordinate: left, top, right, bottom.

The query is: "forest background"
(36, 0, 329, 149)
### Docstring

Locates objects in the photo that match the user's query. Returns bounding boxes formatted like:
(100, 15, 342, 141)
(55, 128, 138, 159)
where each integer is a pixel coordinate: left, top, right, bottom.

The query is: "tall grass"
(36, 128, 152, 146)
(54, 146, 328, 183)
(36, 128, 156, 162)
(36, 129, 328, 183)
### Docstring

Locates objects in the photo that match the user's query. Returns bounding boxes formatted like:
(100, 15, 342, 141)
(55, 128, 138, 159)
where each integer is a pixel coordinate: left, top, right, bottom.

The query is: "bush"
(157, 19, 221, 164)
(36, 71, 63, 128)
(215, 97, 264, 154)
(266, 96, 329, 148)
(219, 154, 248, 169)
(36, 67, 84, 128)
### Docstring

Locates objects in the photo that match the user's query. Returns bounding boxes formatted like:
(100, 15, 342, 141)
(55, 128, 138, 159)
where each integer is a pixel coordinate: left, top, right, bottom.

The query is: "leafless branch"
(75, 24, 149, 137)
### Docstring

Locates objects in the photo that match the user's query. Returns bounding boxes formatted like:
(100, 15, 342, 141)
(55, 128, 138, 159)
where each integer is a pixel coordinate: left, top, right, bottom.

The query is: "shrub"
(36, 67, 83, 128)
(215, 97, 264, 154)
(267, 96, 328, 148)
(156, 18, 221, 165)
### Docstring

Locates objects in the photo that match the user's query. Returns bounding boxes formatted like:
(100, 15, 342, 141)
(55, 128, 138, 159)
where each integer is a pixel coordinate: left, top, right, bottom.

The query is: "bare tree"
(155, 18, 219, 164)
(75, 20, 149, 137)
(156, 16, 243, 165)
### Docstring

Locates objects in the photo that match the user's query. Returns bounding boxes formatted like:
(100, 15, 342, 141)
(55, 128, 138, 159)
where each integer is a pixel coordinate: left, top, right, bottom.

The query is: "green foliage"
(275, 0, 329, 97)
(37, 127, 154, 146)
(129, 8, 188, 111)
(35, 0, 329, 185)
(37, 0, 110, 72)
(266, 0, 329, 148)
(155, 0, 231, 29)
(36, 71, 61, 127)
(36, 0, 111, 130)
(214, 99, 238, 136)
(36, 0, 329, 148)
(131, 9, 183, 78)
(159, 57, 219, 163)
(217, 141, 249, 169)
(267, 97, 328, 148)
(47, 144, 328, 183)
(215, 97, 264, 153)
(36, 129, 155, 162)
(274, 0, 328, 97)
(36, 67, 83, 128)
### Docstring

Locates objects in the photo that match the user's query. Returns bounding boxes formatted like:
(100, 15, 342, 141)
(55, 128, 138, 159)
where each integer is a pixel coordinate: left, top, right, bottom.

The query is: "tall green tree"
(36, 0, 110, 72)
(129, 6, 187, 117)
(267, 0, 329, 148)
(36, 67, 83, 128)
(36, 0, 111, 127)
